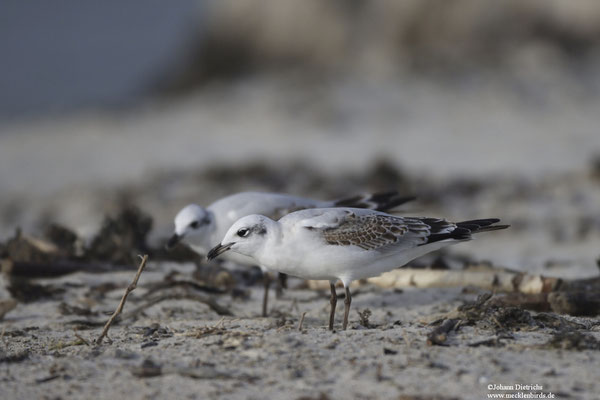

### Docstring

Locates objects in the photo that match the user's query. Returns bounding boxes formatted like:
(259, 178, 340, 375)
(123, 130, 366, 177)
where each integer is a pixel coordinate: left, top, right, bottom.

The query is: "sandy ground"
(1, 261, 599, 400)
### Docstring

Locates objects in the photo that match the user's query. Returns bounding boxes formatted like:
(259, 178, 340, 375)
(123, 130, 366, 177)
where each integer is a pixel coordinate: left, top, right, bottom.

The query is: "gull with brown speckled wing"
(208, 207, 508, 330)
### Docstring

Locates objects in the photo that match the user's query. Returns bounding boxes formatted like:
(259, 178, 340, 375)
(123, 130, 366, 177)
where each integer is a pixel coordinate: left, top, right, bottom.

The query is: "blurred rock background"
(1, 0, 599, 275)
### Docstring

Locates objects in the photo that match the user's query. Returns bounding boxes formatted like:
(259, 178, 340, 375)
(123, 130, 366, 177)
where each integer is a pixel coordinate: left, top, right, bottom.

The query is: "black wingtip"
(456, 219, 510, 233)
(423, 218, 509, 245)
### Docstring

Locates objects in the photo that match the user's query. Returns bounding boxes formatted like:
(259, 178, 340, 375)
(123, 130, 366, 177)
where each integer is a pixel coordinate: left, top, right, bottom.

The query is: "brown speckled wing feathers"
(317, 212, 438, 251)
(301, 209, 507, 252)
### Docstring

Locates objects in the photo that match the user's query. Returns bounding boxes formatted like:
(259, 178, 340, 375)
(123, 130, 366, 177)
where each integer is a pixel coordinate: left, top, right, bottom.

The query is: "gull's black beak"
(207, 242, 234, 261)
(165, 233, 181, 251)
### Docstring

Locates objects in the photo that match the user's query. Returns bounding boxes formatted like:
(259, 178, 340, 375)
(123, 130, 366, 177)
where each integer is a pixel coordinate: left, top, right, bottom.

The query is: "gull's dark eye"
(237, 228, 250, 237)
(190, 221, 200, 229)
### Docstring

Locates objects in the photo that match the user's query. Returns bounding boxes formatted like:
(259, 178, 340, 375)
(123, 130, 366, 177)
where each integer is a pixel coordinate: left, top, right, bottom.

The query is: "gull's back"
(207, 192, 330, 244)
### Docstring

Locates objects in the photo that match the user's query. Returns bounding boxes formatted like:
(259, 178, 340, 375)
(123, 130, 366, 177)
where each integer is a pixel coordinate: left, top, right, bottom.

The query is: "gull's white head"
(207, 214, 274, 260)
(166, 204, 212, 250)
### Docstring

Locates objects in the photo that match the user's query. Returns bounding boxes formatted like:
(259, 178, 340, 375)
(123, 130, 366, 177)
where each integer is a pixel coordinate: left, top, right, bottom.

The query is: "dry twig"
(73, 331, 91, 346)
(95, 254, 148, 344)
(297, 312, 307, 331)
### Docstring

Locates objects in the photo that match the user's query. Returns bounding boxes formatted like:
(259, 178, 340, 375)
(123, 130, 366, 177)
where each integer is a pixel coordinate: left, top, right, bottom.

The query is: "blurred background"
(1, 0, 599, 275)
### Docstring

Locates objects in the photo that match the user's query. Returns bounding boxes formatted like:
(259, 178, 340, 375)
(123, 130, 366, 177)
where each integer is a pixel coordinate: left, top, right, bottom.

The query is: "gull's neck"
(252, 219, 283, 268)
(185, 210, 217, 255)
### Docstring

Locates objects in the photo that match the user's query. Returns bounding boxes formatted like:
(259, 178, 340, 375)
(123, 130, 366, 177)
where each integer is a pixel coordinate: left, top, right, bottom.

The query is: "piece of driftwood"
(1, 259, 137, 278)
(557, 276, 600, 291)
(143, 277, 225, 295)
(307, 266, 561, 294)
(3, 232, 61, 263)
(483, 291, 600, 316)
(118, 290, 233, 320)
(488, 293, 551, 312)
(547, 291, 600, 316)
(6, 277, 66, 303)
(96, 255, 149, 345)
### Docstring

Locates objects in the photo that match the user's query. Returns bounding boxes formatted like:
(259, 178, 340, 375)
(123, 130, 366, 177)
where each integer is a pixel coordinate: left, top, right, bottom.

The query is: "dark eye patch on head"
(237, 224, 267, 238)
(237, 228, 250, 237)
(190, 216, 211, 230)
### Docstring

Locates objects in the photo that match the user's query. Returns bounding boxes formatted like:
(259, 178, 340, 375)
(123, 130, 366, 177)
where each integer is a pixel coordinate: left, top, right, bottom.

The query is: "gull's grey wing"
(331, 191, 415, 212)
(209, 192, 329, 225)
(267, 203, 321, 221)
(267, 191, 415, 220)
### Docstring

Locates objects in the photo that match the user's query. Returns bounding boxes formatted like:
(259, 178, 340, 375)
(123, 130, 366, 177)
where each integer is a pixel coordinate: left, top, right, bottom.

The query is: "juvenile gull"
(166, 191, 413, 316)
(208, 208, 509, 330)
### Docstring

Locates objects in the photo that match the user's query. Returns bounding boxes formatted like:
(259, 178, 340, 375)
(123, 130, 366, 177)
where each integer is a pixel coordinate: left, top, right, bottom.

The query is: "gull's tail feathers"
(425, 218, 509, 244)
